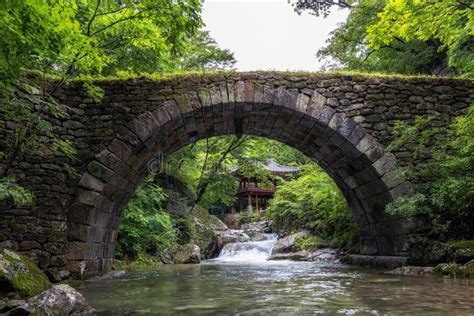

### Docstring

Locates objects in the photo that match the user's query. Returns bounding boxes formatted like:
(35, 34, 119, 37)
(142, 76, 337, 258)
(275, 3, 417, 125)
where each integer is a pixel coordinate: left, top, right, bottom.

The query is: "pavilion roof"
(230, 159, 300, 176)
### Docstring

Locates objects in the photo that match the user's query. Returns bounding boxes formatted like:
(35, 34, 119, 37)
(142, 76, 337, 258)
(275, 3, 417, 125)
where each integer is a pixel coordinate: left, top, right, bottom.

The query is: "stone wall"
(0, 72, 472, 277)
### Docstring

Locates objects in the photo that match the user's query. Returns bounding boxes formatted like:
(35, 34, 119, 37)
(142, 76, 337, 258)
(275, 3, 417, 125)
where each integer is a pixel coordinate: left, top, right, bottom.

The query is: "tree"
(0, 0, 204, 94)
(0, 1, 235, 205)
(386, 105, 474, 240)
(289, 0, 355, 17)
(367, 0, 474, 76)
(316, 0, 448, 75)
(265, 163, 357, 246)
(291, 0, 472, 76)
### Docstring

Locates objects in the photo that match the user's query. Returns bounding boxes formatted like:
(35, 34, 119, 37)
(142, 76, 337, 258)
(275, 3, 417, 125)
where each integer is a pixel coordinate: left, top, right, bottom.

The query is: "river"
(78, 234, 474, 315)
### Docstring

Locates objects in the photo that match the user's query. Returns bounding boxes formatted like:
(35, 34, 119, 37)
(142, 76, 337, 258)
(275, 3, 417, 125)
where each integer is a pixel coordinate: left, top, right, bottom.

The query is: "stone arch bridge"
(0, 72, 472, 278)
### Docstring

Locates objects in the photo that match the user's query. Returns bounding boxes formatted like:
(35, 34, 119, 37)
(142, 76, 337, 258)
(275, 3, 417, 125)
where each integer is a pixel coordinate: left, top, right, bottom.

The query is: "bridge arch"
(66, 78, 414, 276)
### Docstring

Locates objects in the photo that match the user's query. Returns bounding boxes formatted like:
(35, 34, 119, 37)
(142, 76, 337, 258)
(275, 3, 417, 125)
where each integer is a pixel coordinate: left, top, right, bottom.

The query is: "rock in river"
(172, 244, 201, 264)
(0, 248, 51, 297)
(0, 284, 95, 315)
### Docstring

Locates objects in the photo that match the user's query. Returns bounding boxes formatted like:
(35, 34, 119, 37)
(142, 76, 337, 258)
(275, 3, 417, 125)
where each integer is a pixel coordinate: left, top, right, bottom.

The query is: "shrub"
(266, 164, 359, 248)
(116, 180, 178, 260)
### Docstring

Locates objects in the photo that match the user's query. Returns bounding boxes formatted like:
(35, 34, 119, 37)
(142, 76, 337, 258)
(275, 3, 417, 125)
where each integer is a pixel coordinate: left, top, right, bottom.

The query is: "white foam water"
(213, 233, 277, 263)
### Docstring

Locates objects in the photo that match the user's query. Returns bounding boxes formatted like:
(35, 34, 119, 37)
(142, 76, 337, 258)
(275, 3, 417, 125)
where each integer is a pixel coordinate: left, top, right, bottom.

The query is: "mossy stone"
(0, 249, 51, 297)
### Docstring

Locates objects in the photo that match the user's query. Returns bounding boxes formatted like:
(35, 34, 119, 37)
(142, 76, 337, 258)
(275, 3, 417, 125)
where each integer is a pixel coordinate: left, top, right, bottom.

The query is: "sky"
(202, 0, 349, 72)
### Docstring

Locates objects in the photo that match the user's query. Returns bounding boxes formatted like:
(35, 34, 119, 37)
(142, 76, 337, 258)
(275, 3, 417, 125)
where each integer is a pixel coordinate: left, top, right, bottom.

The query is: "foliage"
(266, 164, 358, 247)
(367, 0, 474, 77)
(433, 262, 471, 278)
(0, 1, 235, 205)
(0, 0, 204, 91)
(0, 177, 33, 206)
(318, 0, 448, 75)
(240, 211, 264, 224)
(295, 0, 472, 76)
(294, 236, 330, 251)
(165, 135, 310, 210)
(289, 0, 356, 17)
(116, 179, 178, 259)
(386, 105, 474, 239)
(0, 249, 51, 297)
(445, 240, 474, 260)
(238, 158, 275, 189)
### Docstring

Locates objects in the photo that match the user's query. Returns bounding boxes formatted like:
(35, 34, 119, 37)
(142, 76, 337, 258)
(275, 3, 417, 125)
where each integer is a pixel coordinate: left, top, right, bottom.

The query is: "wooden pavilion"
(230, 160, 300, 213)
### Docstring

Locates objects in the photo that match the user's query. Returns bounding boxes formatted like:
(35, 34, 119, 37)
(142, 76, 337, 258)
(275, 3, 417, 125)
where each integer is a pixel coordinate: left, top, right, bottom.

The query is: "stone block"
(244, 82, 254, 103)
(296, 93, 310, 112)
(210, 85, 222, 105)
(355, 134, 378, 154)
(163, 100, 182, 122)
(234, 81, 245, 103)
(78, 172, 104, 192)
(273, 86, 286, 106)
(87, 161, 115, 182)
(75, 189, 102, 208)
(283, 88, 298, 109)
(372, 153, 397, 176)
(390, 182, 414, 200)
(262, 85, 274, 104)
(175, 94, 192, 113)
(151, 106, 171, 126)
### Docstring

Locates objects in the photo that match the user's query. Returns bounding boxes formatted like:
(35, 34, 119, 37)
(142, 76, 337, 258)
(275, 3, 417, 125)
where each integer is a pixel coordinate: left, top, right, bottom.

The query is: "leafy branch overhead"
(299, 0, 474, 77)
(0, 0, 235, 205)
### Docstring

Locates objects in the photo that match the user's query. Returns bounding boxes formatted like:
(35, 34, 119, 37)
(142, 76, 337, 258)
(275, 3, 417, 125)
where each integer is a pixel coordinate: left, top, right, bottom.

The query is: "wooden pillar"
(239, 196, 243, 213)
(256, 194, 259, 211)
(247, 192, 253, 212)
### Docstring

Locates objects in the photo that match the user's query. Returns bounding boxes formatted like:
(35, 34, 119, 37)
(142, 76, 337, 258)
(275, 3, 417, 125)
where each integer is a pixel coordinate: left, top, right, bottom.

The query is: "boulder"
(0, 249, 51, 297)
(433, 262, 470, 277)
(385, 266, 434, 276)
(44, 269, 71, 283)
(203, 234, 223, 259)
(271, 231, 310, 255)
(172, 244, 201, 264)
(340, 255, 409, 269)
(216, 230, 250, 245)
(0, 284, 95, 315)
(270, 248, 339, 262)
(464, 259, 474, 274)
(241, 220, 273, 234)
(219, 213, 241, 229)
(245, 231, 268, 241)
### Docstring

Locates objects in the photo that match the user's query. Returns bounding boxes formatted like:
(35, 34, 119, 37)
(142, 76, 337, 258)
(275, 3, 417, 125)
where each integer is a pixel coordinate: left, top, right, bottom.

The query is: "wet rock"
(270, 248, 339, 262)
(271, 231, 310, 255)
(219, 213, 241, 229)
(385, 266, 434, 276)
(172, 244, 201, 264)
(203, 234, 223, 259)
(464, 259, 474, 273)
(0, 284, 95, 315)
(433, 263, 470, 277)
(340, 254, 409, 269)
(44, 269, 71, 283)
(245, 231, 268, 241)
(217, 230, 250, 245)
(0, 249, 51, 297)
(241, 220, 273, 234)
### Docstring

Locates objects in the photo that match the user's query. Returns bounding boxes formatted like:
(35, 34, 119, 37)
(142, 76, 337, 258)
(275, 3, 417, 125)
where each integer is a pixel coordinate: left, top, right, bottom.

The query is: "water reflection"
(78, 262, 474, 315)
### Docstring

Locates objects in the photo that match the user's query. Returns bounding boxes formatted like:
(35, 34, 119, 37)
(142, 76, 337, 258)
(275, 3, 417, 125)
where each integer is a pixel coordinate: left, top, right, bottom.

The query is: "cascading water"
(213, 232, 277, 263)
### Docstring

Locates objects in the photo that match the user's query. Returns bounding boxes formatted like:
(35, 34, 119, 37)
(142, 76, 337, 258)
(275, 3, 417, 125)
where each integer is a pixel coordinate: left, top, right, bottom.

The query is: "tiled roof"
(230, 159, 300, 175)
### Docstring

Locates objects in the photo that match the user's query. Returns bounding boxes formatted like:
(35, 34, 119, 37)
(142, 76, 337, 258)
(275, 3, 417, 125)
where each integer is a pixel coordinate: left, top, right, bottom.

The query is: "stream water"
(79, 233, 474, 315)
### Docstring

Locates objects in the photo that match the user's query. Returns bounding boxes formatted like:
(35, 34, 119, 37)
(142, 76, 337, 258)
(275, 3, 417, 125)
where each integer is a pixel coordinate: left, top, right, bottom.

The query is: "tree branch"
(87, 0, 101, 37)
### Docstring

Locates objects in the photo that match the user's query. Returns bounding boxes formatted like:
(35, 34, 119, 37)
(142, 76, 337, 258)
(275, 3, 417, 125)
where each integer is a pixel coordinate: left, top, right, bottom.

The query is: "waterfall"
(214, 233, 277, 263)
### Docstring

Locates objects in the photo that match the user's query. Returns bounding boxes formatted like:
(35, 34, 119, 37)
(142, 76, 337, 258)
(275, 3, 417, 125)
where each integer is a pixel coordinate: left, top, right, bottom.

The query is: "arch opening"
(67, 98, 412, 277)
